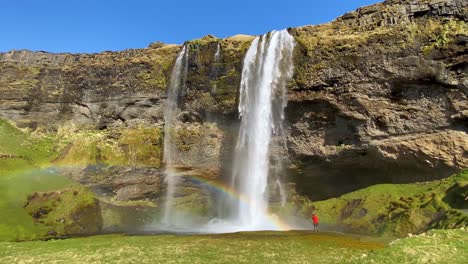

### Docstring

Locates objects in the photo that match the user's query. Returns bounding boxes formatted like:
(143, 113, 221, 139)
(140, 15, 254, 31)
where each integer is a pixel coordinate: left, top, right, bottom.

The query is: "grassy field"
(0, 231, 385, 264)
(351, 229, 468, 264)
(0, 229, 466, 264)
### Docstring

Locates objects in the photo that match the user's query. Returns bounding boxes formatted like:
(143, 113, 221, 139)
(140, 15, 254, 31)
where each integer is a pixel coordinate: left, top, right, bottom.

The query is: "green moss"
(422, 20, 467, 55)
(55, 124, 163, 168)
(170, 124, 207, 151)
(23, 187, 102, 238)
(292, 18, 468, 90)
(118, 126, 162, 167)
(167, 34, 253, 114)
(295, 170, 468, 237)
(0, 166, 85, 241)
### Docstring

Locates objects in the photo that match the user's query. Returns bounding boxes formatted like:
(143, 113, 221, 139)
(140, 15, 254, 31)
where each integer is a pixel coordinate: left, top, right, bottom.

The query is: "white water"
(159, 30, 295, 232)
(212, 43, 222, 92)
(214, 43, 221, 61)
(162, 46, 189, 225)
(228, 30, 295, 230)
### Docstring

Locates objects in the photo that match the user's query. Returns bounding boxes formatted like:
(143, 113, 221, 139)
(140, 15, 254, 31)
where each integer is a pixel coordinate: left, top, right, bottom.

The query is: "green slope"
(0, 119, 81, 241)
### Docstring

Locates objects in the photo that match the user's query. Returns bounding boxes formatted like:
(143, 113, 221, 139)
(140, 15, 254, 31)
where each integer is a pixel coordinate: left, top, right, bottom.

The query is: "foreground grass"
(0, 231, 384, 264)
(350, 229, 468, 264)
(1, 229, 466, 264)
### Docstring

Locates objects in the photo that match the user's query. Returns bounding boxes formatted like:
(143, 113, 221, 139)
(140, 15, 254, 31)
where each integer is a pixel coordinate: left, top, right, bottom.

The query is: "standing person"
(312, 213, 319, 232)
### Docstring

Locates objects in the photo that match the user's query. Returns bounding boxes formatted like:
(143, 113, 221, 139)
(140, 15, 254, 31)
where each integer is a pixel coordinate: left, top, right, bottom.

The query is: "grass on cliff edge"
(0, 119, 83, 241)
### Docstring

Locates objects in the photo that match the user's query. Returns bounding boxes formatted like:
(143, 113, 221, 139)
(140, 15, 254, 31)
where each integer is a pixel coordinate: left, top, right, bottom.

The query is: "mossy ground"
(0, 166, 80, 241)
(24, 188, 101, 237)
(294, 170, 468, 237)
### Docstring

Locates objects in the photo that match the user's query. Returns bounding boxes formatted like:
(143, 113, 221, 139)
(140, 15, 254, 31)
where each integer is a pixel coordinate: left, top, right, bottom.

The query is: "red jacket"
(312, 215, 319, 224)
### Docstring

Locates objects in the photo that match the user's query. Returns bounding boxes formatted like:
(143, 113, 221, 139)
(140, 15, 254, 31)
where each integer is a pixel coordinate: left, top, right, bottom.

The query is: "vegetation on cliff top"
(291, 17, 467, 90)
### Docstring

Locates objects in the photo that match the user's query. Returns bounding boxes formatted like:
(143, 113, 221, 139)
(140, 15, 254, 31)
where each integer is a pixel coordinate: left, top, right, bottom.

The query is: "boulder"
(24, 187, 103, 238)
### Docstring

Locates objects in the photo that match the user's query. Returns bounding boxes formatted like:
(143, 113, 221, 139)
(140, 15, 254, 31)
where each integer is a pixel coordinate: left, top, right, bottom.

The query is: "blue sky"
(1, 0, 380, 53)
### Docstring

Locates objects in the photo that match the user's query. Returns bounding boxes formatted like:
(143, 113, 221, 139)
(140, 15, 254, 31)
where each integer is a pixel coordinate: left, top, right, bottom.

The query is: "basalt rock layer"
(0, 0, 467, 205)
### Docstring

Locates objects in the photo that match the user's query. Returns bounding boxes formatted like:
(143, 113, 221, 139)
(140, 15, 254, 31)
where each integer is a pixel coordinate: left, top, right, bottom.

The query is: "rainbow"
(175, 172, 291, 231)
(4, 164, 292, 231)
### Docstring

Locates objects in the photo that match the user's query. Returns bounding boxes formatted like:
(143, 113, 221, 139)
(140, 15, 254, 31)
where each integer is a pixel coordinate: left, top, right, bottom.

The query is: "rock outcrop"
(24, 188, 103, 238)
(0, 0, 467, 203)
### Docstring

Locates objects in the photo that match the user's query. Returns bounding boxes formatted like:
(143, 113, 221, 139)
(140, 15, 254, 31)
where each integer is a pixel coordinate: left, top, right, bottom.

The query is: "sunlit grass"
(0, 231, 385, 264)
(350, 229, 468, 264)
(0, 119, 80, 241)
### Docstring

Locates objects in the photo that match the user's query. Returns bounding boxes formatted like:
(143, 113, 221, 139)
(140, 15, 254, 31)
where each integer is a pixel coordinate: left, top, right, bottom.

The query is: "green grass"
(0, 119, 84, 241)
(349, 229, 468, 264)
(24, 187, 101, 237)
(0, 229, 465, 264)
(0, 231, 385, 264)
(0, 164, 81, 241)
(0, 119, 55, 165)
(296, 170, 468, 237)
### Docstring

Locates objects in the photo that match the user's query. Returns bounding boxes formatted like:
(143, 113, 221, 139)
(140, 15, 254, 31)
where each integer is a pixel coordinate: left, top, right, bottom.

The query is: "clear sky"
(1, 0, 381, 53)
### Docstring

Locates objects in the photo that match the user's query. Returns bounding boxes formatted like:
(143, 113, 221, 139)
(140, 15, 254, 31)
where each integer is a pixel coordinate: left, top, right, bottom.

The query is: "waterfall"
(162, 45, 189, 225)
(229, 30, 295, 230)
(212, 43, 221, 92)
(214, 43, 221, 62)
(159, 31, 295, 232)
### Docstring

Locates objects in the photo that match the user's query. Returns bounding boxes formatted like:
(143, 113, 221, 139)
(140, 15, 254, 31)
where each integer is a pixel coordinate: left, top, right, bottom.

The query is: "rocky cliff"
(0, 0, 467, 205)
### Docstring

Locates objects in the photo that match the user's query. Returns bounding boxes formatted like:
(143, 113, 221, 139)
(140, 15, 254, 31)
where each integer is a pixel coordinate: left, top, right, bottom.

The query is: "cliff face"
(288, 0, 468, 199)
(0, 0, 467, 202)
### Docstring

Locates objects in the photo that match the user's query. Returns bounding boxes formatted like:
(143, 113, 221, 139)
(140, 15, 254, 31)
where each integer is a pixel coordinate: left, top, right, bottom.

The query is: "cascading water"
(158, 31, 295, 232)
(212, 43, 222, 92)
(162, 45, 189, 225)
(214, 43, 221, 61)
(228, 30, 295, 230)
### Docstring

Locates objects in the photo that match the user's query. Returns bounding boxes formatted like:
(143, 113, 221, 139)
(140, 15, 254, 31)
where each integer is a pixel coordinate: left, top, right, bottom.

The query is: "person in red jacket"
(312, 213, 319, 232)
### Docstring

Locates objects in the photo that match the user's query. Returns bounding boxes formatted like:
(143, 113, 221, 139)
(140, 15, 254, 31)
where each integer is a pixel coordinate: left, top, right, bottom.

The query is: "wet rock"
(115, 184, 158, 201)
